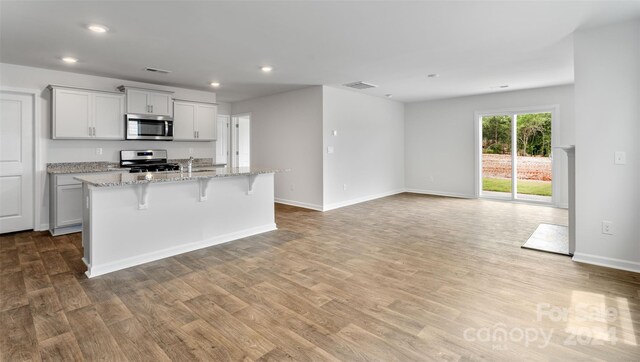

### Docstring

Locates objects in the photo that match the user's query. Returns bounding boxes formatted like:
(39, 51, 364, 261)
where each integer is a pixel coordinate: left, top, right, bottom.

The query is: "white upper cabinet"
(149, 93, 172, 116)
(173, 101, 196, 140)
(50, 85, 124, 140)
(173, 100, 217, 141)
(118, 86, 173, 116)
(196, 104, 217, 140)
(93, 93, 125, 139)
(125, 89, 149, 114)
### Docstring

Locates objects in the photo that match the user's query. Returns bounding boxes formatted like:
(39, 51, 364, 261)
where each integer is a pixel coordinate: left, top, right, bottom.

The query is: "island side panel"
(86, 173, 275, 277)
(81, 183, 92, 268)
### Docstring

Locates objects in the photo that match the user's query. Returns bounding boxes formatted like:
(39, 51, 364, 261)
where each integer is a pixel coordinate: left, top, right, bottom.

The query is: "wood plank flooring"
(1, 193, 639, 361)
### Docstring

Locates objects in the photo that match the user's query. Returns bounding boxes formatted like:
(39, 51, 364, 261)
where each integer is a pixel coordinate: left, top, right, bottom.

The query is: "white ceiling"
(1, 1, 639, 103)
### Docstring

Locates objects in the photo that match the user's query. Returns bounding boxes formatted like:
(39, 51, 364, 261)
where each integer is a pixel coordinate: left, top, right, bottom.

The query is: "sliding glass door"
(480, 111, 553, 203)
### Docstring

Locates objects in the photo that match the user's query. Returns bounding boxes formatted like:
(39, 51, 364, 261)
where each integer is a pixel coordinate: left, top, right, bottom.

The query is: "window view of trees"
(482, 113, 551, 157)
(482, 115, 511, 154)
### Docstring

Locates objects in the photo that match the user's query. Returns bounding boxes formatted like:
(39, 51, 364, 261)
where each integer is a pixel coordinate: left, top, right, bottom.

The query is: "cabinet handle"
(150, 105, 153, 113)
(88, 126, 92, 136)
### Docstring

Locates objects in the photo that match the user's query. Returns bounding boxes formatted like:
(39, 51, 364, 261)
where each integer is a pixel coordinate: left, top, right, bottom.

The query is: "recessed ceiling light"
(385, 94, 393, 98)
(260, 66, 273, 73)
(62, 57, 78, 64)
(88, 24, 109, 33)
(491, 85, 510, 89)
(210, 82, 221, 87)
(499, 85, 509, 88)
(427, 73, 439, 78)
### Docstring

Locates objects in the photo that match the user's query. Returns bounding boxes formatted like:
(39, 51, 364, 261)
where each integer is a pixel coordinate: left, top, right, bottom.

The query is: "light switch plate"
(327, 146, 334, 154)
(614, 151, 626, 165)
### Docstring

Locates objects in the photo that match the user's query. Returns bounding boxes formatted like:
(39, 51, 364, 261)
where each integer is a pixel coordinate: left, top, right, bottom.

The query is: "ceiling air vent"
(145, 67, 172, 74)
(343, 81, 378, 90)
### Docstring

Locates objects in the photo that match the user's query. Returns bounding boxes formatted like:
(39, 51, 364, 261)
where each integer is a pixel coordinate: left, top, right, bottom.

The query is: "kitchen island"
(75, 167, 284, 277)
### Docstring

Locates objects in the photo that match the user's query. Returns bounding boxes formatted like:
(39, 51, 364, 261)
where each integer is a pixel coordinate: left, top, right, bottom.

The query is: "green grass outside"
(483, 177, 552, 196)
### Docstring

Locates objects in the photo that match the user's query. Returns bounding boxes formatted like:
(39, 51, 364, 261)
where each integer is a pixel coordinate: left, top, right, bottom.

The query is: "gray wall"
(573, 20, 640, 271)
(322, 86, 405, 209)
(231, 86, 324, 210)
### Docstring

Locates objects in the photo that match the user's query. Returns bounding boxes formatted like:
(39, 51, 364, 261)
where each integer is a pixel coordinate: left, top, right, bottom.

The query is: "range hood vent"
(343, 81, 378, 90)
(145, 67, 172, 74)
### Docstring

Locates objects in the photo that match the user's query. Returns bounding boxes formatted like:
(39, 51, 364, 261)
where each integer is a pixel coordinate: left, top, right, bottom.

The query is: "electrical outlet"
(290, 183, 295, 191)
(602, 220, 613, 235)
(343, 184, 347, 191)
(95, 148, 103, 155)
(332, 130, 338, 136)
(430, 175, 435, 182)
(327, 146, 334, 154)
(614, 151, 626, 165)
(189, 148, 194, 155)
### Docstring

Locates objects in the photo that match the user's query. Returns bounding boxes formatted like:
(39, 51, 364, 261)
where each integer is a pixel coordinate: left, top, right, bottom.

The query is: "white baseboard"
(322, 189, 405, 211)
(274, 198, 324, 211)
(86, 223, 277, 278)
(572, 252, 640, 274)
(37, 223, 49, 232)
(405, 188, 475, 199)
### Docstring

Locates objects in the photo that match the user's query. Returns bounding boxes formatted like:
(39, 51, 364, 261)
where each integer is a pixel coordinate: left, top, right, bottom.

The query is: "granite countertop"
(47, 159, 225, 174)
(74, 167, 287, 187)
(47, 162, 125, 174)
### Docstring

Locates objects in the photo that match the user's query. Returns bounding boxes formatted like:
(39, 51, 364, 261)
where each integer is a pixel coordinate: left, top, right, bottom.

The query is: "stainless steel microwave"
(125, 114, 173, 141)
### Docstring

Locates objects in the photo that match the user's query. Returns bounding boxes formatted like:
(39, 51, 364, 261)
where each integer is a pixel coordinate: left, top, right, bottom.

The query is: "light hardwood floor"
(1, 193, 639, 361)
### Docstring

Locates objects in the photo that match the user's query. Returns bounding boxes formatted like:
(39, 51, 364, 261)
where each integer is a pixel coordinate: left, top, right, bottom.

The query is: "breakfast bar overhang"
(75, 168, 282, 277)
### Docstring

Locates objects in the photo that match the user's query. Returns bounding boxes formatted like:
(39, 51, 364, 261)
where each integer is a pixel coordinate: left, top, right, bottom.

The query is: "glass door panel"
(515, 113, 552, 203)
(481, 115, 512, 199)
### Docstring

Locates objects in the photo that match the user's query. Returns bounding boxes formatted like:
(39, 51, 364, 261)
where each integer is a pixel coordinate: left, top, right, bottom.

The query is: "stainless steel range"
(120, 149, 181, 173)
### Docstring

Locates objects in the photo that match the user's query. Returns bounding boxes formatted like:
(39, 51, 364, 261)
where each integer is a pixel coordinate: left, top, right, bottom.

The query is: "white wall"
(322, 86, 404, 209)
(231, 86, 324, 210)
(0, 63, 218, 229)
(573, 20, 640, 272)
(217, 101, 231, 116)
(404, 85, 575, 206)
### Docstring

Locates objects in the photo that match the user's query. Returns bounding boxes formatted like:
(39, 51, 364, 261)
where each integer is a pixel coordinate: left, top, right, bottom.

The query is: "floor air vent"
(343, 81, 378, 90)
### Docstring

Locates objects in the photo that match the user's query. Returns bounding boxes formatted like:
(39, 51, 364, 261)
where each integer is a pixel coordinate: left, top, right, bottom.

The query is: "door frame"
(230, 112, 251, 167)
(0, 87, 42, 231)
(474, 104, 560, 206)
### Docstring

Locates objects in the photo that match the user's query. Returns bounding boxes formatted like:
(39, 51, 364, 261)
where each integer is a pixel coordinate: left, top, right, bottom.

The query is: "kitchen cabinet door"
(55, 184, 83, 228)
(126, 89, 150, 114)
(93, 93, 124, 139)
(53, 89, 91, 138)
(195, 103, 217, 140)
(149, 93, 172, 116)
(173, 101, 196, 140)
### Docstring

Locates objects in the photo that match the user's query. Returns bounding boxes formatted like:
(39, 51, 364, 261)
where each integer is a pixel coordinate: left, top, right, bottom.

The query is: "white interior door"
(216, 115, 230, 165)
(0, 91, 34, 233)
(231, 114, 250, 168)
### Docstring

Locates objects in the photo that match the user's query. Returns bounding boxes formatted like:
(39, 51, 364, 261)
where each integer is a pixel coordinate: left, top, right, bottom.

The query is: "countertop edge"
(74, 169, 288, 187)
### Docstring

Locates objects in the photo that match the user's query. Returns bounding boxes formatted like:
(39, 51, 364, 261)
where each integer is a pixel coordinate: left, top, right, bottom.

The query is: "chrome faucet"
(187, 156, 194, 173)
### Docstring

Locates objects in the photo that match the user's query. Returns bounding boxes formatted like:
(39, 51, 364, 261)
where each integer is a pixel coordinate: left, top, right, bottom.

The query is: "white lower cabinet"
(49, 172, 124, 236)
(55, 184, 83, 228)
